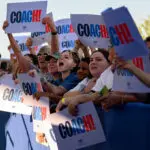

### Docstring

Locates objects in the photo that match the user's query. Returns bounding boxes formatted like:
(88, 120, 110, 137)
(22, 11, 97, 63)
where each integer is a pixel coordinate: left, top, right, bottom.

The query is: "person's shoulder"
(70, 72, 80, 81)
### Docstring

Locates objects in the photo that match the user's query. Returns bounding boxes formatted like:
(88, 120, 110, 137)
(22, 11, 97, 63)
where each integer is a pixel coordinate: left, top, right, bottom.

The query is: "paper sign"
(31, 12, 53, 46)
(31, 32, 51, 46)
(18, 73, 50, 133)
(6, 1, 47, 33)
(48, 102, 106, 150)
(10, 35, 30, 55)
(18, 73, 43, 95)
(102, 6, 148, 60)
(71, 14, 110, 49)
(32, 105, 50, 133)
(44, 124, 58, 150)
(0, 74, 32, 115)
(55, 18, 78, 51)
(112, 55, 150, 93)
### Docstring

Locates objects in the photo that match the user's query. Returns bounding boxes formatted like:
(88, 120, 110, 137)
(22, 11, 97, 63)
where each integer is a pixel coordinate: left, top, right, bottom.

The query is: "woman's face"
(77, 61, 89, 80)
(37, 51, 48, 69)
(48, 58, 58, 74)
(89, 52, 109, 78)
(57, 51, 76, 72)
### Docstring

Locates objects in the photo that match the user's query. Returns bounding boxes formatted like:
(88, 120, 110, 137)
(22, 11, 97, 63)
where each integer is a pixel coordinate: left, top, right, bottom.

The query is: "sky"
(0, 0, 150, 58)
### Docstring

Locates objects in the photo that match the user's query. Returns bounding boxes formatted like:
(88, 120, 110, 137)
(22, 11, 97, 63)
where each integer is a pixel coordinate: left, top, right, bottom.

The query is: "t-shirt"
(54, 72, 80, 91)
(70, 78, 91, 92)
(92, 66, 114, 92)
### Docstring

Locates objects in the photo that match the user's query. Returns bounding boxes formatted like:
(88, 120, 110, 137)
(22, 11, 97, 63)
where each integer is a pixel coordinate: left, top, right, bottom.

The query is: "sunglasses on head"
(37, 53, 48, 57)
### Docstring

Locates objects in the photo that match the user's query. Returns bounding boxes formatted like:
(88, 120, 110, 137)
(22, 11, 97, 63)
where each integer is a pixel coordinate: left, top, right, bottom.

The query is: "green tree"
(138, 16, 150, 39)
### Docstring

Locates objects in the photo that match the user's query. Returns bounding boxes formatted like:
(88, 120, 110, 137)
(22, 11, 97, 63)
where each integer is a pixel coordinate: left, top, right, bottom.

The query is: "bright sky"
(0, 0, 150, 58)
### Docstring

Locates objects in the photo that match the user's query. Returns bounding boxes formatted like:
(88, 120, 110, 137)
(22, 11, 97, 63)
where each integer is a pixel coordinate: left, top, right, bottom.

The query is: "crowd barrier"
(0, 103, 150, 150)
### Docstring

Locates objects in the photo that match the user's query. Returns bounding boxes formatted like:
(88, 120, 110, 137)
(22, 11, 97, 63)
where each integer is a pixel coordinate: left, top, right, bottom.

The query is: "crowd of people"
(0, 13, 150, 147)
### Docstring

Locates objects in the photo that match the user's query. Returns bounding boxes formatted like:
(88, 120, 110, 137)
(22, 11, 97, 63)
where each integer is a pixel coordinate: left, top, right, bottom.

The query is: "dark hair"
(91, 49, 110, 64)
(145, 36, 150, 42)
(80, 57, 92, 79)
(61, 50, 80, 72)
(80, 57, 90, 64)
(24, 54, 38, 66)
(0, 61, 7, 71)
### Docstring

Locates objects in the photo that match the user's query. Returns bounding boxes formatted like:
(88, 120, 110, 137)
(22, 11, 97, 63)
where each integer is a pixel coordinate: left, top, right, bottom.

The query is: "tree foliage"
(138, 16, 150, 39)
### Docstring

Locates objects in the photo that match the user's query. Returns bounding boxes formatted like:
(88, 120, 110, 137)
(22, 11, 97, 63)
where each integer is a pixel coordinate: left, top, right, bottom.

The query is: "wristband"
(61, 98, 66, 104)
(51, 31, 58, 35)
(99, 86, 109, 96)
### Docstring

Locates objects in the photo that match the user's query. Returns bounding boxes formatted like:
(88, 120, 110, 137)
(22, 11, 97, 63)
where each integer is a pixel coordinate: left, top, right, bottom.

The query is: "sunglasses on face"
(37, 53, 48, 57)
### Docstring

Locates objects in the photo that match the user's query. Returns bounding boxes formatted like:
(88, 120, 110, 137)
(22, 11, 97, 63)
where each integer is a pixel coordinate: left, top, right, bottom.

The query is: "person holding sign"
(93, 50, 149, 111)
(26, 16, 60, 83)
(2, 16, 59, 73)
(56, 49, 113, 115)
(26, 15, 59, 55)
(112, 56, 150, 88)
(2, 21, 39, 73)
(34, 50, 80, 109)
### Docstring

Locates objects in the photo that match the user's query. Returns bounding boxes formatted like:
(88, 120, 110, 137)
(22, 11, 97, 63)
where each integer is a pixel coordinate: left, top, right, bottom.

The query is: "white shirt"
(70, 78, 91, 92)
(92, 66, 114, 92)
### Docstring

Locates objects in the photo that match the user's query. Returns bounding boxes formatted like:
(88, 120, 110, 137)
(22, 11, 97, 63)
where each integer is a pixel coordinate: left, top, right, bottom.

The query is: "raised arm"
(25, 37, 36, 55)
(42, 16, 59, 54)
(2, 21, 31, 72)
(74, 40, 90, 58)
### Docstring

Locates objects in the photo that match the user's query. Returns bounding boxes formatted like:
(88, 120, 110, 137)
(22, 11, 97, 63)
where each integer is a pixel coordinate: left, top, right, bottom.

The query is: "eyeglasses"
(37, 53, 48, 57)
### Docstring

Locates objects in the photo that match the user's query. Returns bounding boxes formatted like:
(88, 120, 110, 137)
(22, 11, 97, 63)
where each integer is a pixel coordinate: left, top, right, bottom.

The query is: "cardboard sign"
(10, 35, 30, 55)
(71, 14, 110, 49)
(31, 33, 51, 46)
(31, 12, 53, 46)
(32, 105, 50, 133)
(44, 124, 58, 150)
(55, 18, 78, 51)
(18, 73, 50, 133)
(112, 55, 150, 93)
(6, 1, 47, 33)
(18, 73, 43, 95)
(102, 6, 148, 60)
(0, 74, 32, 115)
(48, 102, 106, 150)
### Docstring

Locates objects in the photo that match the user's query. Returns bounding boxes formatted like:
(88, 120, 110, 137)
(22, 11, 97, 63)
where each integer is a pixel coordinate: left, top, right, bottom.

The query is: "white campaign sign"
(32, 105, 50, 133)
(31, 32, 51, 46)
(18, 73, 50, 133)
(31, 12, 53, 46)
(55, 18, 78, 51)
(112, 55, 150, 93)
(71, 14, 110, 49)
(48, 102, 106, 150)
(18, 73, 43, 95)
(6, 1, 47, 33)
(0, 74, 32, 115)
(44, 124, 58, 150)
(102, 6, 148, 60)
(10, 35, 30, 55)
